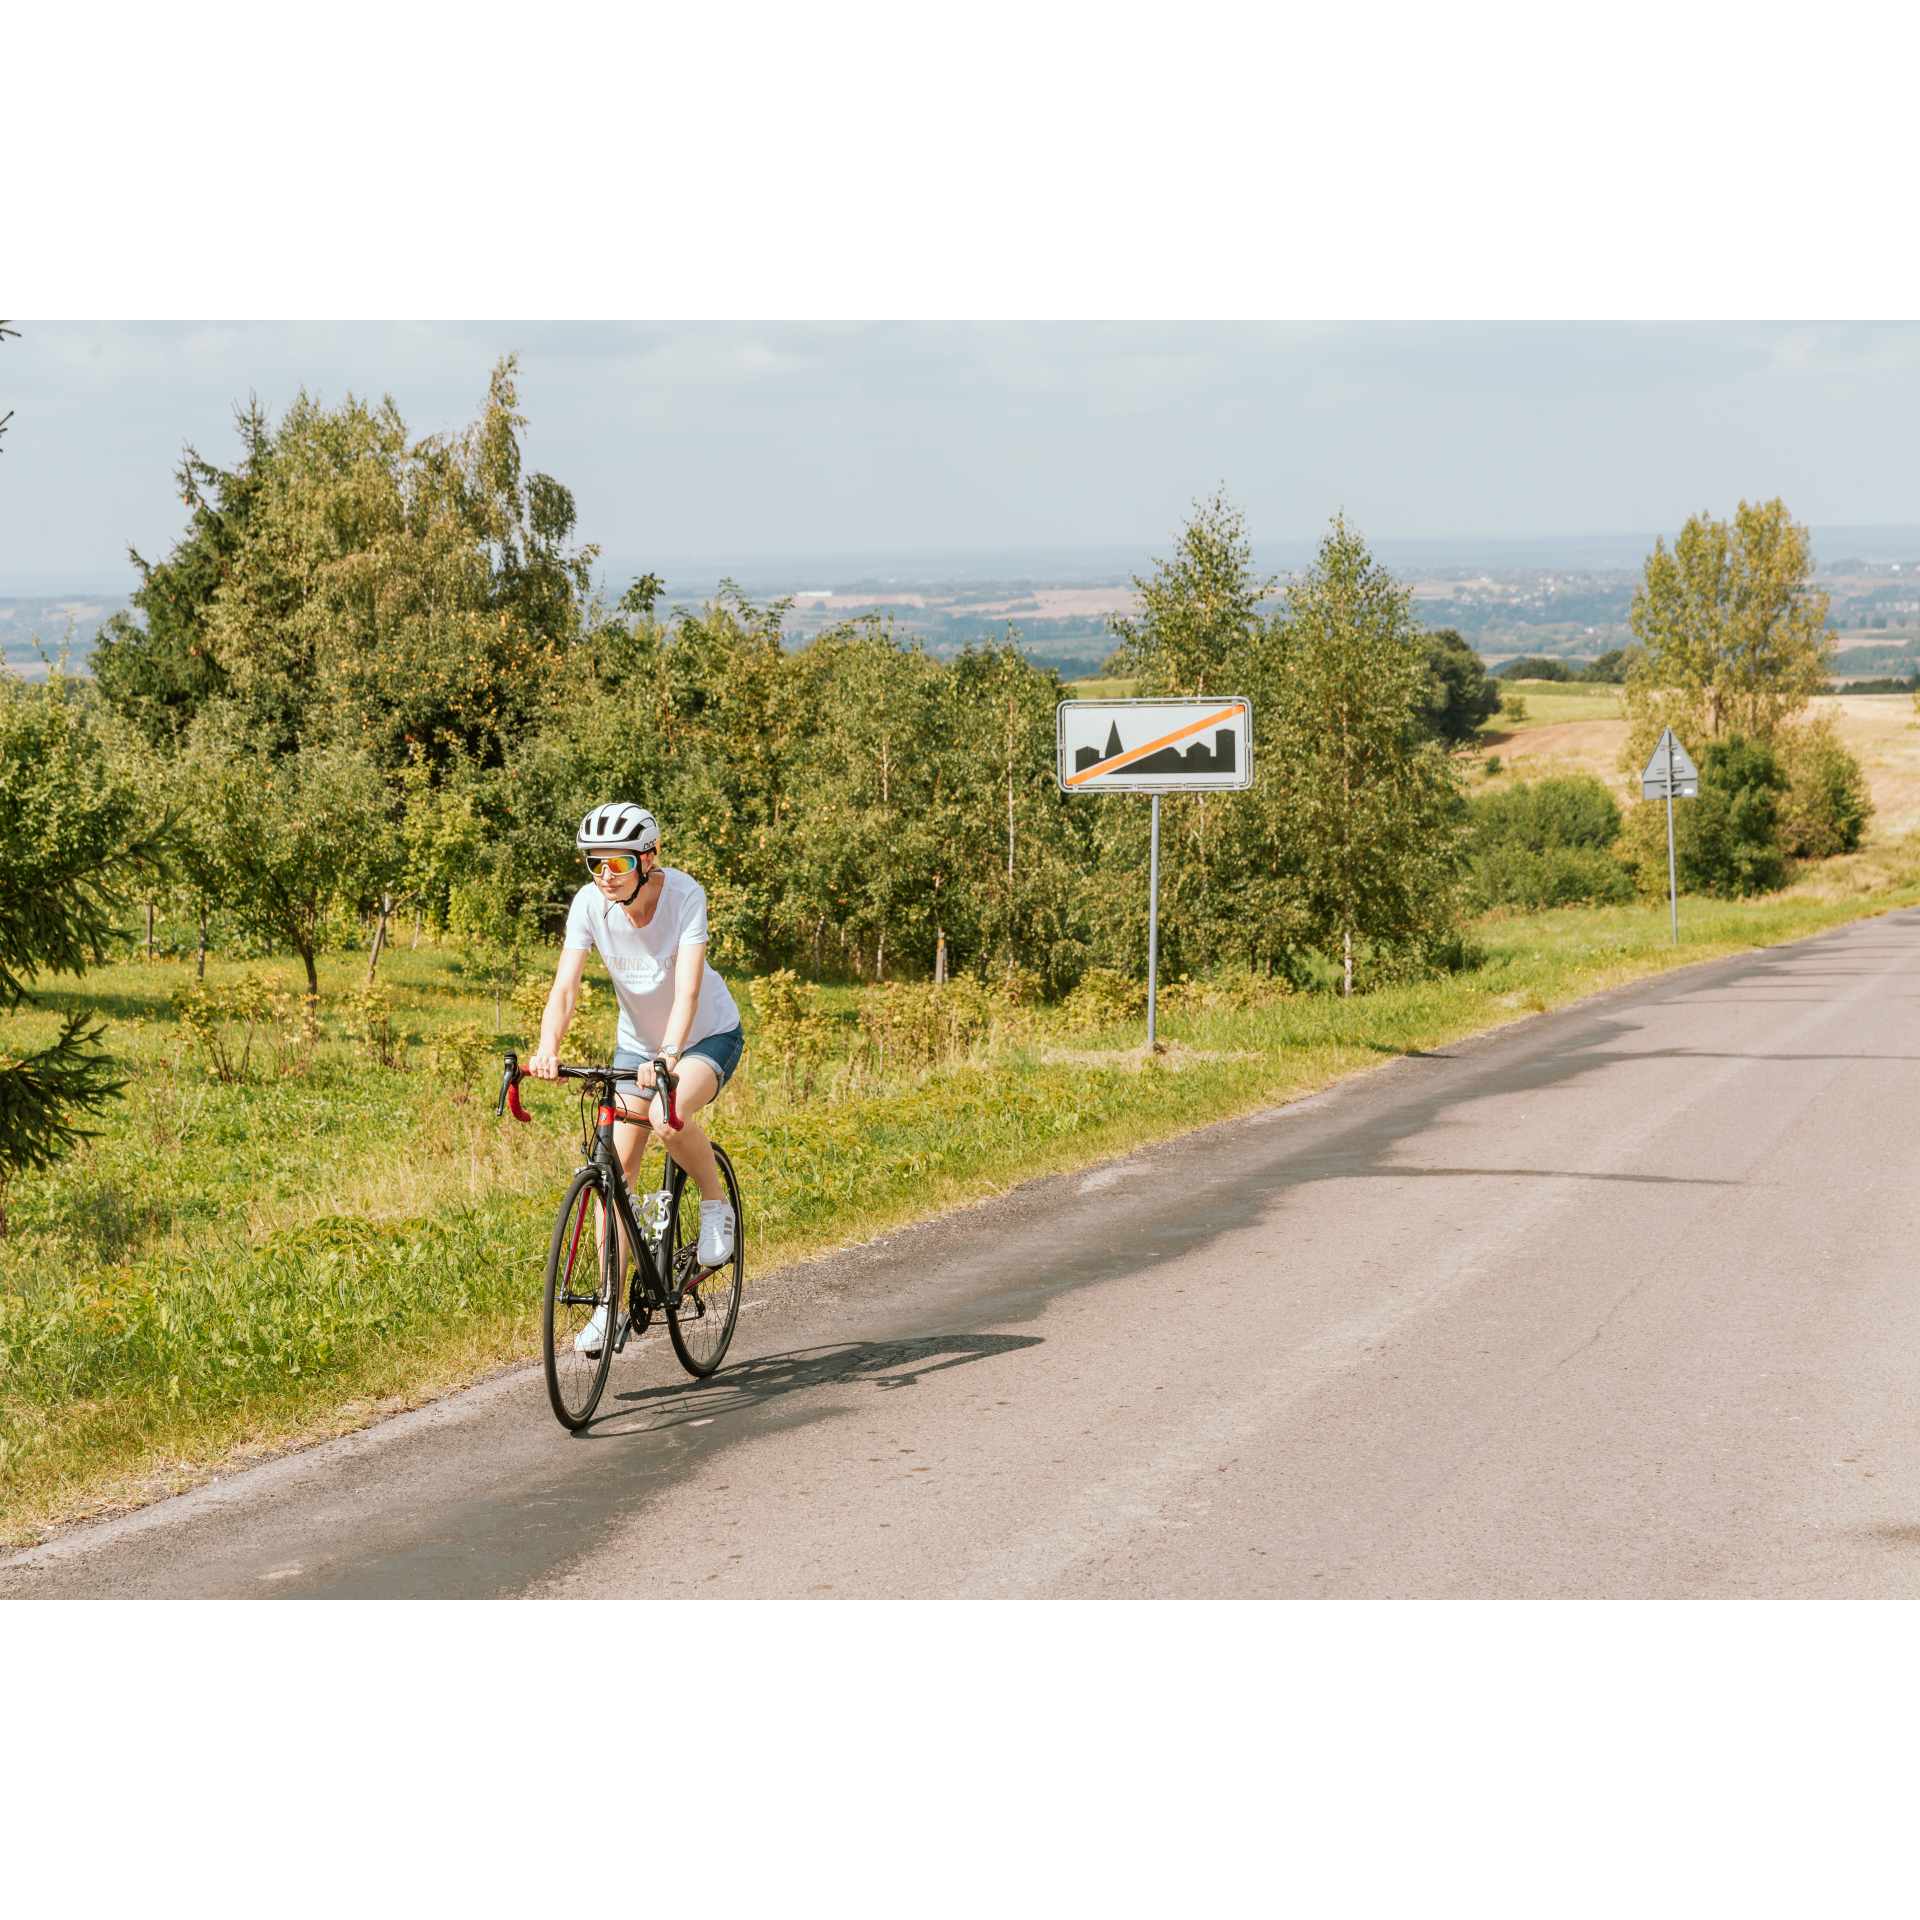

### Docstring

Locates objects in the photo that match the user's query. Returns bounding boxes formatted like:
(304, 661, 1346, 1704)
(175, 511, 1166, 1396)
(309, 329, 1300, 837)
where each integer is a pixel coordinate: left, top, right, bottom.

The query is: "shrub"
(1158, 969, 1294, 1014)
(1465, 775, 1631, 912)
(171, 971, 306, 1084)
(1470, 774, 1622, 855)
(1466, 845, 1635, 911)
(1778, 719, 1872, 858)
(749, 970, 838, 1098)
(1676, 736, 1788, 897)
(1496, 656, 1576, 682)
(1424, 629, 1502, 745)
(1057, 967, 1146, 1032)
(342, 981, 412, 1071)
(508, 973, 597, 1058)
(858, 979, 998, 1072)
(422, 1021, 495, 1096)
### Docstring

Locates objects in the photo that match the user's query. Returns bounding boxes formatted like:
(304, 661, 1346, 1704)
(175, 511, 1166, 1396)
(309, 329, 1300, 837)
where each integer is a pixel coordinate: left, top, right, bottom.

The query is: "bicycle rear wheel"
(543, 1169, 618, 1430)
(667, 1143, 744, 1378)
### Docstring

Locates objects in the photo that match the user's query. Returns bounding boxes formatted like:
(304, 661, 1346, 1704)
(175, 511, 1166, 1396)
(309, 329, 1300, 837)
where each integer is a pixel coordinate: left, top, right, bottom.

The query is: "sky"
(7, 321, 1920, 594)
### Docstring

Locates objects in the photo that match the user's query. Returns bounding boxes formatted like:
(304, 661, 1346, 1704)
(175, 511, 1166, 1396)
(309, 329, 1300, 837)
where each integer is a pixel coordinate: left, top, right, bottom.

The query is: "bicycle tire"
(666, 1142, 744, 1378)
(543, 1168, 619, 1430)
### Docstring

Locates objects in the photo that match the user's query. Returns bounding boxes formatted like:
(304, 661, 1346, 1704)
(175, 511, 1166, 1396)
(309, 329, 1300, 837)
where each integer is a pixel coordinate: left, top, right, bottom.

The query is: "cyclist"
(528, 802, 746, 1353)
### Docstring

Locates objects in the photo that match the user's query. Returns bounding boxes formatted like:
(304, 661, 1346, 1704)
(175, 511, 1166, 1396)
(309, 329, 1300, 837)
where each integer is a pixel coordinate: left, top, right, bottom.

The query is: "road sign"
(1640, 726, 1698, 948)
(1641, 728, 1700, 800)
(1056, 698, 1254, 794)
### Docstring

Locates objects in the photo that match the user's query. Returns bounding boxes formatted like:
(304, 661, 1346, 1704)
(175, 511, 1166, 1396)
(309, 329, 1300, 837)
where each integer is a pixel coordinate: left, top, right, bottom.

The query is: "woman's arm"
(530, 948, 589, 1079)
(658, 942, 706, 1061)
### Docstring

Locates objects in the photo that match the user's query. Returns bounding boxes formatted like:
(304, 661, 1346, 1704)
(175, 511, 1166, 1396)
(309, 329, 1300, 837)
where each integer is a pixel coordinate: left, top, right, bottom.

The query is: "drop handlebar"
(496, 1051, 681, 1130)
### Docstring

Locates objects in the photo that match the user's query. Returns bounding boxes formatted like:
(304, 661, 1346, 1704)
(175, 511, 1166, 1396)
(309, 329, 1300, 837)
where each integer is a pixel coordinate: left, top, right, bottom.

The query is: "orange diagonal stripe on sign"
(1065, 704, 1243, 786)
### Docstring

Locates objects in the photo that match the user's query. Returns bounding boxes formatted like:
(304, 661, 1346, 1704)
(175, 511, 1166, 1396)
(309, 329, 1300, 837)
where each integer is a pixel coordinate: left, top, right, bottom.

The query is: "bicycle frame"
(500, 1051, 690, 1316)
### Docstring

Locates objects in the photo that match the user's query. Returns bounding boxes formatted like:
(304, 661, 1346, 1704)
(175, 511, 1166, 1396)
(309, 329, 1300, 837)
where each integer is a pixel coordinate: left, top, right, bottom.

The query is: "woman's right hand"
(528, 1051, 560, 1081)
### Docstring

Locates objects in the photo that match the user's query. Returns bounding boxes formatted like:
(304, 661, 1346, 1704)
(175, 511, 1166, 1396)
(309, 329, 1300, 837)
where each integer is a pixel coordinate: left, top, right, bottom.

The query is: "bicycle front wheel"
(543, 1169, 618, 1430)
(667, 1143, 744, 1379)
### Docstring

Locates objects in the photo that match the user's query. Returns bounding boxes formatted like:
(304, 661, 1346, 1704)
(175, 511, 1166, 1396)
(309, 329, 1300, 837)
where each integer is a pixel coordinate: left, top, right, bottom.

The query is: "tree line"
(78, 362, 1477, 1014)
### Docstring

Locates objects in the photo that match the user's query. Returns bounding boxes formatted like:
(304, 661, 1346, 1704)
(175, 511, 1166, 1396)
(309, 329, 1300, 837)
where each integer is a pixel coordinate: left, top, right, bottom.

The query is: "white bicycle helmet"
(575, 802, 660, 853)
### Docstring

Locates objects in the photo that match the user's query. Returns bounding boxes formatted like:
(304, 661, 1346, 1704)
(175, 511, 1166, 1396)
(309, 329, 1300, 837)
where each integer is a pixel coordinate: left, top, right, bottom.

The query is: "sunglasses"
(583, 852, 642, 877)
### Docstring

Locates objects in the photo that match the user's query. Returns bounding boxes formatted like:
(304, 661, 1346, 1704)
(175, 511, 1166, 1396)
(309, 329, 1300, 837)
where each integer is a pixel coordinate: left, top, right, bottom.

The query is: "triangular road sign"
(1641, 727, 1699, 799)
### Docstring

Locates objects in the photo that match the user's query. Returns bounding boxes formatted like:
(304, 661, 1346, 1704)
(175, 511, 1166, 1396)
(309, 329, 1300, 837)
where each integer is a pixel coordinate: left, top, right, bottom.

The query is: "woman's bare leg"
(649, 1057, 724, 1201)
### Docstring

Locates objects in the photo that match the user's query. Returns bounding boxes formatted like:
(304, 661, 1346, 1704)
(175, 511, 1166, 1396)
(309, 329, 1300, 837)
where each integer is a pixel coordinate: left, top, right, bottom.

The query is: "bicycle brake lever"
(498, 1051, 532, 1123)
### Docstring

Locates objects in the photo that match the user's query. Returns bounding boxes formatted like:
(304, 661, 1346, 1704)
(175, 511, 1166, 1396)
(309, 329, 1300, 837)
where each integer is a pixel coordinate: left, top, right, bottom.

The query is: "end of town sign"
(1055, 698, 1255, 794)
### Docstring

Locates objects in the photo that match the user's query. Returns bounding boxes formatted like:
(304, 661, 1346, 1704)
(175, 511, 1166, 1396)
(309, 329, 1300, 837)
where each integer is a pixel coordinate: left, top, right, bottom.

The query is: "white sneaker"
(574, 1305, 629, 1357)
(697, 1200, 736, 1267)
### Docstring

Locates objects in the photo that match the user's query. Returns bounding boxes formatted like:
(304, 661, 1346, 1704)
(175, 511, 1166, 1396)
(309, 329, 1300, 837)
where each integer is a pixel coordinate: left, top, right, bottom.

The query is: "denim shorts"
(610, 1025, 744, 1116)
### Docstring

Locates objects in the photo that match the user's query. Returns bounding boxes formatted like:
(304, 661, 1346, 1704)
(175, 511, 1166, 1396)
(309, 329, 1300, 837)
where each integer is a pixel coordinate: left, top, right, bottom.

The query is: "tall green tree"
(1269, 516, 1466, 994)
(1623, 499, 1832, 765)
(1424, 629, 1502, 744)
(0, 677, 169, 1231)
(94, 358, 593, 769)
(1094, 491, 1282, 978)
(90, 424, 258, 746)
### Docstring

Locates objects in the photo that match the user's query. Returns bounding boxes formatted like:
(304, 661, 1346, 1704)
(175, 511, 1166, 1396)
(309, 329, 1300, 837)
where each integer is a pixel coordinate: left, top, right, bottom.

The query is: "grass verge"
(5, 844, 1920, 1545)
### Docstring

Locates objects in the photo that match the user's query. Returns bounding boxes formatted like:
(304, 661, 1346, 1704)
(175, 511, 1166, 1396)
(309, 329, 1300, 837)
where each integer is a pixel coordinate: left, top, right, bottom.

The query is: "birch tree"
(1270, 516, 1466, 994)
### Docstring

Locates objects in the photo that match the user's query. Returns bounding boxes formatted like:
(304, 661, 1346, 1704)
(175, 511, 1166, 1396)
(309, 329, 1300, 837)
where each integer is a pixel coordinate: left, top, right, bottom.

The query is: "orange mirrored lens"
(585, 853, 638, 876)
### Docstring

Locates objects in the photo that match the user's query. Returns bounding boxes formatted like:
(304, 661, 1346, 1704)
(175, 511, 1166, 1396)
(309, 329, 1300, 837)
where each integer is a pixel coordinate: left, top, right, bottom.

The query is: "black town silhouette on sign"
(1075, 721, 1237, 778)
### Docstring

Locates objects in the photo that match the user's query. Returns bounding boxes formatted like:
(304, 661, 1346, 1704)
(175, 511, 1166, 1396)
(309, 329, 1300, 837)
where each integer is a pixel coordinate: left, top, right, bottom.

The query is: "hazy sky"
(6, 322, 1920, 589)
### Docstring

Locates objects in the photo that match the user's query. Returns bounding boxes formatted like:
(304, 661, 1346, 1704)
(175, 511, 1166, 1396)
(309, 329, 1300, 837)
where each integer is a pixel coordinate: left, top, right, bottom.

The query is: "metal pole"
(1666, 784, 1678, 947)
(1146, 794, 1161, 1053)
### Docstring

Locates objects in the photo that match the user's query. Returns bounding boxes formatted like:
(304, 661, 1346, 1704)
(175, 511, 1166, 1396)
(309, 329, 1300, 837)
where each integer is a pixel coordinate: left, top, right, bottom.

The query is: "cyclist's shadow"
(587, 1330, 1044, 1436)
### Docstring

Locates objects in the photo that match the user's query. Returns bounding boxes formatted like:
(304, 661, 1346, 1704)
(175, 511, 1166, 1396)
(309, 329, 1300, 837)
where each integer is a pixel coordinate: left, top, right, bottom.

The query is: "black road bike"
(498, 1052, 745, 1430)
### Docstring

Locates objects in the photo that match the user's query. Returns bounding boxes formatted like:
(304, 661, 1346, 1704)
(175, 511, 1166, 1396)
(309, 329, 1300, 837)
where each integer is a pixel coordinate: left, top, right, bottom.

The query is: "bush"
(1158, 969, 1294, 1014)
(1676, 736, 1788, 897)
(422, 1021, 495, 1096)
(1470, 774, 1622, 855)
(1778, 719, 1872, 858)
(1057, 967, 1146, 1032)
(1466, 844, 1635, 911)
(171, 971, 306, 1083)
(1496, 656, 1576, 682)
(508, 973, 598, 1058)
(342, 982, 413, 1071)
(1465, 775, 1632, 911)
(749, 970, 839, 1098)
(858, 979, 999, 1072)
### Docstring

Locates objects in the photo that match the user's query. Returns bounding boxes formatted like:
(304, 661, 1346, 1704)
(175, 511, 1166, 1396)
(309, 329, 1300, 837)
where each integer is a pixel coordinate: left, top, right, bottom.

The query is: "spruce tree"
(0, 679, 168, 1232)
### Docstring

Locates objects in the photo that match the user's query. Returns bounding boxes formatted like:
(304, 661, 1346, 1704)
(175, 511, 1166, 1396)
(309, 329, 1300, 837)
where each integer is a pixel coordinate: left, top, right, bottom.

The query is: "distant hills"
(12, 525, 1920, 683)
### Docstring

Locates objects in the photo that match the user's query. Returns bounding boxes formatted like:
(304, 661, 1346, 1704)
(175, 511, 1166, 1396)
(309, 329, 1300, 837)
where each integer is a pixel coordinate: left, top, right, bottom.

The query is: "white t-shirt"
(561, 869, 742, 1059)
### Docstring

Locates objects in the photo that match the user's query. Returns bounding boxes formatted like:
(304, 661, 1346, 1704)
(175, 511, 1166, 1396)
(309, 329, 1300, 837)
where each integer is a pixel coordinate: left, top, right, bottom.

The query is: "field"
(6, 826, 1920, 1545)
(1475, 682, 1920, 837)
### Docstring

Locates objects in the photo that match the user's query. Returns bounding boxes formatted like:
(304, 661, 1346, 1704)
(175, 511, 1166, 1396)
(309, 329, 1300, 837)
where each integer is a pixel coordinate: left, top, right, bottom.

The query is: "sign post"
(1640, 727, 1700, 947)
(1057, 697, 1255, 1048)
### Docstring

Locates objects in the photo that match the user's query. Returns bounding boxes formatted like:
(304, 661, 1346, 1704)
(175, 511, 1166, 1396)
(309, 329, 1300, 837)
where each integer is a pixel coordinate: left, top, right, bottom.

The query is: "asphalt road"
(8, 909, 1920, 1599)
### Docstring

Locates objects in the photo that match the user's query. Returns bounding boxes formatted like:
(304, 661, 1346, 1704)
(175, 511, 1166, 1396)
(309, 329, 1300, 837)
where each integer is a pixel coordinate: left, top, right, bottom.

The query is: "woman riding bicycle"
(529, 803, 746, 1283)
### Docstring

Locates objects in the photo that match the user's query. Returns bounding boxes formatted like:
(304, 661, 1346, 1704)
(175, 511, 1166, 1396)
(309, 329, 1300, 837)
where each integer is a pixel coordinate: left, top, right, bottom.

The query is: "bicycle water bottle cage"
(640, 1191, 672, 1247)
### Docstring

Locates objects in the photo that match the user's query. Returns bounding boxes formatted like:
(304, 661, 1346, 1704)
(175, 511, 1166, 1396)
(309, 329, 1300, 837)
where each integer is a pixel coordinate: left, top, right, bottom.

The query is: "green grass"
(1490, 681, 1626, 729)
(1062, 678, 1141, 700)
(6, 847, 1920, 1543)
